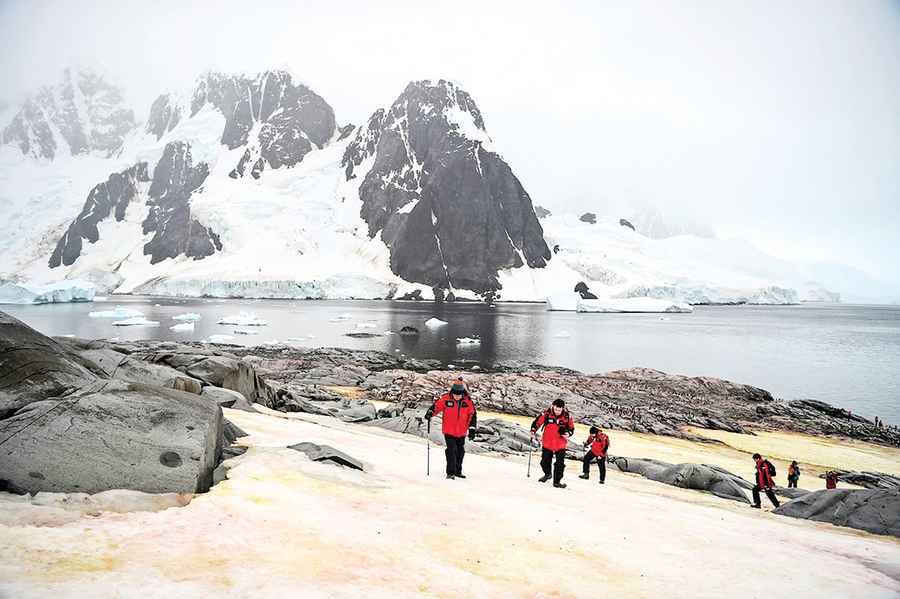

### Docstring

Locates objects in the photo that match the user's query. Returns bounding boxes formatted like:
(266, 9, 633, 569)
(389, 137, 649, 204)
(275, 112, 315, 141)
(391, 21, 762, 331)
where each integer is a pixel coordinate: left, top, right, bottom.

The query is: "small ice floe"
(204, 334, 235, 344)
(154, 304, 162, 307)
(89, 306, 143, 319)
(456, 337, 480, 345)
(172, 312, 201, 322)
(329, 313, 353, 322)
(233, 328, 259, 335)
(112, 317, 159, 327)
(217, 312, 268, 326)
(170, 322, 195, 333)
(384, 330, 395, 335)
(425, 317, 448, 327)
(355, 322, 378, 329)
(553, 331, 572, 339)
(394, 349, 401, 352)
(94, 296, 108, 302)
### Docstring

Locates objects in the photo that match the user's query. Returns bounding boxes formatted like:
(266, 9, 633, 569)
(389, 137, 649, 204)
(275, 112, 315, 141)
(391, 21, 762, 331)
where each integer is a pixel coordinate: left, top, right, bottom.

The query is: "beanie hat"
(590, 426, 599, 435)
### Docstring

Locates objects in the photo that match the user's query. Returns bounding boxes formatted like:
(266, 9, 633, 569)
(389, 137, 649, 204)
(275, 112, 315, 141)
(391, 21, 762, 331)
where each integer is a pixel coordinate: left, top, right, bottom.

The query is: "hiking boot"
(446, 474, 455, 480)
(553, 482, 567, 489)
(751, 504, 761, 509)
(579, 474, 589, 480)
(538, 475, 551, 483)
(456, 473, 466, 479)
(599, 480, 605, 485)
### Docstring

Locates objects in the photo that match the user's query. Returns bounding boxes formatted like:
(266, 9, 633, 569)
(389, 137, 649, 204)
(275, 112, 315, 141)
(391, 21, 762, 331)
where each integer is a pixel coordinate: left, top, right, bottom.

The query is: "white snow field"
(0, 406, 897, 598)
(0, 279, 95, 305)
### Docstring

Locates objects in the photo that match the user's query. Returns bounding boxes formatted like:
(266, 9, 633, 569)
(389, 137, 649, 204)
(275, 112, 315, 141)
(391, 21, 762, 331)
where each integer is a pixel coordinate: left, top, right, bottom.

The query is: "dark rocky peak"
(143, 141, 220, 264)
(49, 162, 150, 268)
(534, 205, 552, 218)
(619, 218, 636, 231)
(580, 212, 597, 224)
(146, 93, 183, 140)
(342, 79, 550, 297)
(184, 70, 336, 179)
(2, 68, 136, 160)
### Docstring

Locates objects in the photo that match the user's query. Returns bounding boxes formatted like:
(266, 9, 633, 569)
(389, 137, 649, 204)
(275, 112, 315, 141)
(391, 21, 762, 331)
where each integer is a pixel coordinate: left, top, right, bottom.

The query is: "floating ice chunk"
(172, 312, 201, 322)
(170, 322, 195, 333)
(576, 298, 693, 314)
(154, 304, 161, 307)
(553, 331, 572, 338)
(356, 322, 378, 329)
(112, 317, 160, 327)
(394, 349, 401, 352)
(425, 317, 448, 327)
(94, 296, 108, 302)
(217, 312, 268, 326)
(233, 328, 259, 335)
(456, 337, 480, 345)
(89, 306, 144, 319)
(330, 313, 353, 322)
(384, 331, 395, 335)
(0, 279, 95, 305)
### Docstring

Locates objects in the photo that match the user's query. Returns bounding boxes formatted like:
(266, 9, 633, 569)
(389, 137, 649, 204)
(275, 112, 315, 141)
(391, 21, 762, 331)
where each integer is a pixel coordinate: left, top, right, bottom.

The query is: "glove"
(424, 408, 434, 420)
(468, 428, 476, 441)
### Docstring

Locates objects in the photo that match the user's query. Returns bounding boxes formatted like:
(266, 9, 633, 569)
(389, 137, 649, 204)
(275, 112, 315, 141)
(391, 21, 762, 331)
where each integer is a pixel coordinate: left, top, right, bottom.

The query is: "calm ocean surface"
(5, 298, 899, 423)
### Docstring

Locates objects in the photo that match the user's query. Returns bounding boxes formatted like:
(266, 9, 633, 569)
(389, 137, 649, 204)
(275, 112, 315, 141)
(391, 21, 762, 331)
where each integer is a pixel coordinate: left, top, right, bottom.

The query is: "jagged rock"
(774, 489, 900, 538)
(49, 163, 150, 268)
(398, 290, 423, 301)
(2, 68, 135, 160)
(574, 281, 598, 300)
(58, 344, 203, 393)
(146, 93, 182, 139)
(610, 457, 751, 503)
(142, 141, 221, 264)
(534, 205, 551, 218)
(579, 212, 597, 224)
(288, 442, 364, 470)
(223, 418, 248, 444)
(343, 79, 551, 296)
(201, 386, 256, 412)
(335, 402, 377, 423)
(173, 377, 202, 395)
(619, 218, 636, 231)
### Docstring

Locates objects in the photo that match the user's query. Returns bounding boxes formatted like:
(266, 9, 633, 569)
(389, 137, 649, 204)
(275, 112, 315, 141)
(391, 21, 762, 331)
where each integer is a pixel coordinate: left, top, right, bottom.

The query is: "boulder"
(201, 385, 256, 411)
(774, 489, 900, 538)
(610, 457, 751, 503)
(0, 380, 222, 495)
(579, 212, 597, 224)
(288, 442, 364, 470)
(73, 346, 203, 393)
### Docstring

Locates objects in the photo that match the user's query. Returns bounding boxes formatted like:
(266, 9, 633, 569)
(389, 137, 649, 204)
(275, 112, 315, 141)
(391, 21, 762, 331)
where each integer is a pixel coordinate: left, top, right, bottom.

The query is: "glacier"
(0, 279, 95, 305)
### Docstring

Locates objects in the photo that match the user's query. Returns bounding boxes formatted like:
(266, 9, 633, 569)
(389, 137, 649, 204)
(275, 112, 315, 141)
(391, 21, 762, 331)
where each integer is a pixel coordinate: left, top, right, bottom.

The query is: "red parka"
(531, 409, 575, 452)
(429, 392, 477, 437)
(585, 432, 609, 457)
(755, 459, 776, 489)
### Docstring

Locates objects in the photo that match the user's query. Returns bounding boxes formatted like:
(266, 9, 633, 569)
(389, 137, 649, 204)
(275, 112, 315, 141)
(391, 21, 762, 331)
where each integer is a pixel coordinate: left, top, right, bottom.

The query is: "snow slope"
(1, 406, 897, 597)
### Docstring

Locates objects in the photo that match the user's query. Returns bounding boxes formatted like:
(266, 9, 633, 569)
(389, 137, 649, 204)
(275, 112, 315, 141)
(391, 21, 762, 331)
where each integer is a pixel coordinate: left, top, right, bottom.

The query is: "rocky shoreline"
(1, 310, 898, 538)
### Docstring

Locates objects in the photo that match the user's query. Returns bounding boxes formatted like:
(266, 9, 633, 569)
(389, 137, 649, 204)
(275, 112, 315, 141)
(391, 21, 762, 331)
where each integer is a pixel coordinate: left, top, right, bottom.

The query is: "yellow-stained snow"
(0, 406, 898, 598)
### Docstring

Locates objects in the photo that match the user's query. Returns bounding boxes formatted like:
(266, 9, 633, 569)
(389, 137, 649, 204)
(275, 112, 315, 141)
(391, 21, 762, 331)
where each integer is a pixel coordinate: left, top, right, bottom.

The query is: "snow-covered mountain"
(0, 68, 857, 305)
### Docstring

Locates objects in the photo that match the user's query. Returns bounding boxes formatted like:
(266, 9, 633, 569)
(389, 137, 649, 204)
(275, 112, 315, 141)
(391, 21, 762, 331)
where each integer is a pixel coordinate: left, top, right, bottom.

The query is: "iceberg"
(172, 312, 202, 322)
(233, 328, 259, 335)
(89, 306, 144, 319)
(425, 317, 448, 327)
(576, 298, 693, 313)
(0, 280, 95, 305)
(217, 312, 268, 326)
(169, 322, 195, 333)
(355, 322, 378, 329)
(456, 337, 481, 345)
(111, 317, 160, 326)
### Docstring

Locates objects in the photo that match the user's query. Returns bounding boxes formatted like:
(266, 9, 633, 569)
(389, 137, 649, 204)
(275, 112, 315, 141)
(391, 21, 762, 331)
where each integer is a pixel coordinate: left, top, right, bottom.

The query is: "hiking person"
(530, 399, 575, 488)
(751, 453, 780, 509)
(787, 461, 801, 488)
(825, 471, 838, 489)
(425, 378, 477, 480)
(579, 425, 609, 484)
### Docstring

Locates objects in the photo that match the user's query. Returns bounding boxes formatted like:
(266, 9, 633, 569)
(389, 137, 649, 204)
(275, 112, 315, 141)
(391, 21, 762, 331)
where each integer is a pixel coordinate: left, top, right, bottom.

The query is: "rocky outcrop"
(574, 281, 598, 300)
(2, 68, 135, 160)
(610, 457, 751, 503)
(49, 163, 150, 267)
(817, 470, 900, 490)
(342, 79, 551, 297)
(142, 141, 221, 264)
(774, 489, 900, 538)
(619, 218, 635, 231)
(187, 70, 335, 179)
(0, 313, 225, 495)
(289, 442, 364, 470)
(146, 93, 182, 140)
(579, 212, 596, 224)
(534, 205, 551, 219)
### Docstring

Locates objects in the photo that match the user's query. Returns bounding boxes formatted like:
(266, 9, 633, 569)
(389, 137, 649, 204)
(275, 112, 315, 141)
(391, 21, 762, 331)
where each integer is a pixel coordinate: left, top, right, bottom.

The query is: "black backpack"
(766, 460, 777, 477)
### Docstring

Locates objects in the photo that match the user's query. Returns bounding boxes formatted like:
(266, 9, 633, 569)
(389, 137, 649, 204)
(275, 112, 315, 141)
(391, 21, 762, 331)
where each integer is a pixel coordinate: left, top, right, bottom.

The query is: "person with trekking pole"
(530, 399, 575, 488)
(425, 377, 477, 480)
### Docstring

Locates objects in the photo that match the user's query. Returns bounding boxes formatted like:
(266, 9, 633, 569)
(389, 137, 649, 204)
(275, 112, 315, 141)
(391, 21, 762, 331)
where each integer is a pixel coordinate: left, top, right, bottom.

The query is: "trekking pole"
(527, 435, 534, 478)
(426, 419, 431, 477)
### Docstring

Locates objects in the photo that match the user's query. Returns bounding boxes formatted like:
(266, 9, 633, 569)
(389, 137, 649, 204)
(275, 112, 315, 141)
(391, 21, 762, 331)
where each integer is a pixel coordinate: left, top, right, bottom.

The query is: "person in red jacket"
(579, 425, 609, 484)
(530, 399, 575, 488)
(425, 379, 477, 480)
(751, 453, 780, 509)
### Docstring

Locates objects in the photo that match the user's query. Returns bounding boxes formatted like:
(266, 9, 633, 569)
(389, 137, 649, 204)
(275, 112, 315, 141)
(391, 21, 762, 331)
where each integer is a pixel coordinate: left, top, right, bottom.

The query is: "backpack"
(766, 460, 777, 477)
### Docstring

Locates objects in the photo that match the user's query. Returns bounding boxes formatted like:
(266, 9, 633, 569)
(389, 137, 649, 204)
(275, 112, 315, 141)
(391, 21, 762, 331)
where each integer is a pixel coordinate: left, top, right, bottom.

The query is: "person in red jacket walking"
(579, 426, 609, 484)
(530, 399, 575, 488)
(751, 453, 780, 509)
(425, 379, 477, 480)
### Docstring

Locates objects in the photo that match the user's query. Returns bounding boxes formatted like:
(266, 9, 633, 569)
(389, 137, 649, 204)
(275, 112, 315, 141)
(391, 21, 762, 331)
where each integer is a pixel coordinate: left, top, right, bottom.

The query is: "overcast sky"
(2, 0, 899, 287)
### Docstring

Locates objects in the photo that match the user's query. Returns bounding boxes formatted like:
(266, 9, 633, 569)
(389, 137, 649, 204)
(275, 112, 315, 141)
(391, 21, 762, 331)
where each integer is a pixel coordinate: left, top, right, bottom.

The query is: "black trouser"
(752, 485, 780, 508)
(582, 453, 606, 482)
(788, 477, 798, 488)
(444, 434, 466, 476)
(541, 448, 566, 483)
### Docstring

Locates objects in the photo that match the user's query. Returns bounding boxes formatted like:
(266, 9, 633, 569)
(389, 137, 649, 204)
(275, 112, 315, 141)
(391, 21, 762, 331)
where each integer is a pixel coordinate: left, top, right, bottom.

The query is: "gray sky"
(2, 0, 899, 288)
